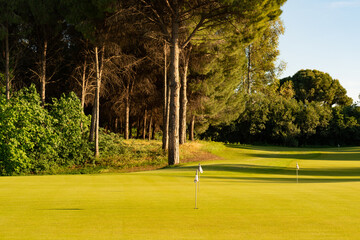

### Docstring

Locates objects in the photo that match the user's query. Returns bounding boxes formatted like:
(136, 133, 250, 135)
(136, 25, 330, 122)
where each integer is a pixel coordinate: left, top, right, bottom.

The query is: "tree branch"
(165, 0, 175, 16)
(140, 0, 169, 37)
(180, 17, 204, 49)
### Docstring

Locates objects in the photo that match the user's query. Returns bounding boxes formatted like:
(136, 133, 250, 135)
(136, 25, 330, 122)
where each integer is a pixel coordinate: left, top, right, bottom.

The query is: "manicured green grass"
(1, 142, 360, 239)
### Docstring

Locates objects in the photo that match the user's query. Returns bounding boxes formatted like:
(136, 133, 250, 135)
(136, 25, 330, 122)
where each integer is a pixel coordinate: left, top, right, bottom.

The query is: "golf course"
(1, 142, 360, 240)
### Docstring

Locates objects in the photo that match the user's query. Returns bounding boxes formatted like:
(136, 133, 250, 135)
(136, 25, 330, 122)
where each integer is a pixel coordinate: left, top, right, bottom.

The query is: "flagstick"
(198, 173, 200, 192)
(296, 168, 298, 183)
(195, 179, 198, 209)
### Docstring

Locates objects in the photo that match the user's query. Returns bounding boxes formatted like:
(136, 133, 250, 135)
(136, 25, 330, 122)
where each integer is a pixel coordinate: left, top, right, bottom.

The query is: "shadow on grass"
(205, 175, 360, 183)
(166, 144, 360, 183)
(226, 144, 298, 152)
(226, 144, 360, 154)
(224, 144, 360, 161)
(179, 164, 360, 177)
(40, 208, 84, 211)
(246, 153, 360, 161)
(172, 163, 360, 183)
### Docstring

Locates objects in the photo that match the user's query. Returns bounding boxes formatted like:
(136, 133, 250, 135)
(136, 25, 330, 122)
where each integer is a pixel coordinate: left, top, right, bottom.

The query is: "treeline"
(1, 0, 288, 166)
(1, 0, 358, 176)
(203, 69, 359, 146)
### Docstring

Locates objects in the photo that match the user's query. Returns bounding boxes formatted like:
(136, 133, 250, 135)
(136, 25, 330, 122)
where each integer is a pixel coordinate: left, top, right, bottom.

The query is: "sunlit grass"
(1, 142, 360, 239)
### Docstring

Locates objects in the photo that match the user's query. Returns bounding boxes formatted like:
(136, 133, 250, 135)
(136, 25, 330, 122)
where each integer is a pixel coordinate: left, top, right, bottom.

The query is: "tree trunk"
(41, 39, 48, 106)
(89, 98, 96, 142)
(125, 85, 130, 139)
(129, 119, 132, 138)
(190, 115, 195, 141)
(247, 44, 251, 94)
(166, 86, 170, 142)
(162, 41, 169, 150)
(143, 109, 147, 140)
(152, 123, 156, 140)
(168, 3, 180, 165)
(179, 46, 191, 144)
(5, 25, 10, 100)
(115, 117, 118, 133)
(94, 46, 100, 158)
(80, 58, 87, 130)
(148, 114, 153, 140)
(81, 58, 87, 110)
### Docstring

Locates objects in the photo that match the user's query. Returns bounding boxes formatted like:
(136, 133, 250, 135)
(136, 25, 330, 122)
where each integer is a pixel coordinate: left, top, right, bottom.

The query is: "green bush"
(0, 85, 92, 175)
(0, 85, 58, 175)
(49, 92, 92, 165)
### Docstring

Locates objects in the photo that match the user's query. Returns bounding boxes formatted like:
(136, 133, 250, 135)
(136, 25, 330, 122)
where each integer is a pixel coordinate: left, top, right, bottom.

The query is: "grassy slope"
(1, 142, 360, 239)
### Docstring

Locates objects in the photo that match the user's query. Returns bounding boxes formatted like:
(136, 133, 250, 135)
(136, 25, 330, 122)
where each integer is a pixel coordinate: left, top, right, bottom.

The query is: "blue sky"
(278, 0, 360, 102)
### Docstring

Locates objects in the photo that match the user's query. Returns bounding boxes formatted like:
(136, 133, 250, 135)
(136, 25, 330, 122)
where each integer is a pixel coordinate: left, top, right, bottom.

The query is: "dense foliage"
(203, 70, 358, 147)
(0, 85, 91, 175)
(0, 0, 289, 165)
(1, 0, 358, 173)
(280, 69, 352, 106)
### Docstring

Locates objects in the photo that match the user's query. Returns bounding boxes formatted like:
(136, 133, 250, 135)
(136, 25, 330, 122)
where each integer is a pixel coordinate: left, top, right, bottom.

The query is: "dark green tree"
(281, 69, 352, 106)
(295, 101, 331, 144)
(187, 38, 247, 137)
(0, 0, 22, 99)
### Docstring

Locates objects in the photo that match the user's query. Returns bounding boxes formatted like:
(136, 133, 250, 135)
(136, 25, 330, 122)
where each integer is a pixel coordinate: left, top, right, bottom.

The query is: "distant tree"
(325, 105, 360, 145)
(187, 39, 247, 136)
(296, 101, 331, 144)
(103, 46, 138, 140)
(245, 20, 285, 94)
(233, 93, 271, 143)
(21, 0, 65, 106)
(278, 78, 295, 99)
(0, 0, 22, 99)
(70, 42, 96, 111)
(187, 16, 285, 138)
(281, 69, 352, 106)
(0, 1, 11, 99)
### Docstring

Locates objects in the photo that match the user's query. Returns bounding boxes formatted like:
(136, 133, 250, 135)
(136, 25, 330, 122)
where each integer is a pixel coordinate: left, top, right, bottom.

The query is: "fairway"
(1, 144, 360, 240)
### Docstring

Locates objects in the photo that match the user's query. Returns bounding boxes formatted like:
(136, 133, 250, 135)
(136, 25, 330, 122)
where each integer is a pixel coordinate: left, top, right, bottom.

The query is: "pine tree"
(138, 0, 286, 165)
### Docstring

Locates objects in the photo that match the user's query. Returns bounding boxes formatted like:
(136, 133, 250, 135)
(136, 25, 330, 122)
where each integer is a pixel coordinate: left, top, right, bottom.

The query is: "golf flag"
(194, 170, 199, 183)
(198, 164, 203, 174)
(296, 162, 300, 170)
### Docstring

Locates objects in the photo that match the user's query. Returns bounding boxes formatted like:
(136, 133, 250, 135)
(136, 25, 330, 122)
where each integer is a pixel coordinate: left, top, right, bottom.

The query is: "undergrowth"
(50, 137, 218, 175)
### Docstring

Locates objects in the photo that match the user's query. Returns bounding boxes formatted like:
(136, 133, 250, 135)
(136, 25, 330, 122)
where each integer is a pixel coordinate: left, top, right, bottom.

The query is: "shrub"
(0, 85, 58, 175)
(0, 85, 92, 175)
(98, 129, 125, 158)
(49, 92, 92, 165)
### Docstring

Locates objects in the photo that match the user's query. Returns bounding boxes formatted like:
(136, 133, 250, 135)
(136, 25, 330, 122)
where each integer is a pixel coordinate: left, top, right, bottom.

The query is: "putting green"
(1, 143, 360, 239)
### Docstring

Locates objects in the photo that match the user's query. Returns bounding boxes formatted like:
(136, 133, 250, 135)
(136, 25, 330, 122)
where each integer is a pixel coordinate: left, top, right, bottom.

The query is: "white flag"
(198, 164, 203, 174)
(194, 170, 199, 183)
(296, 162, 299, 170)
